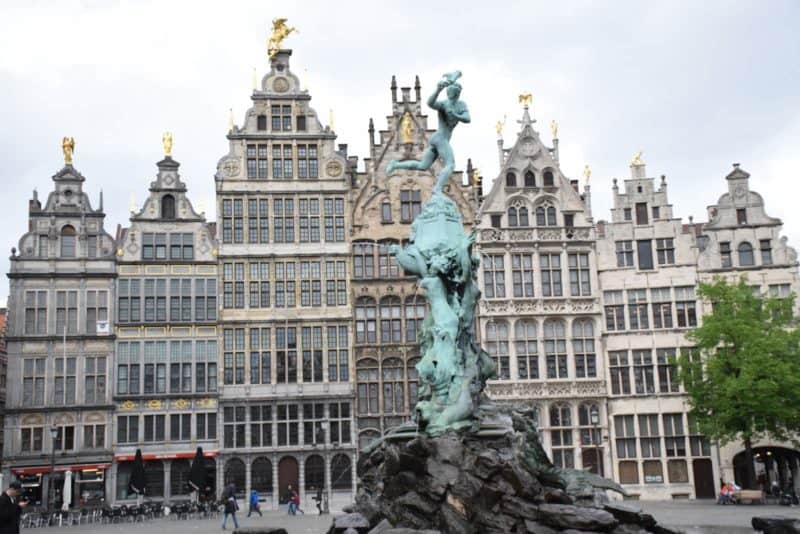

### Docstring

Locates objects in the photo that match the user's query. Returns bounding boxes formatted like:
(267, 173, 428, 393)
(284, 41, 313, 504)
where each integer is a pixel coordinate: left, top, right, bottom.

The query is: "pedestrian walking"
(285, 484, 296, 515)
(291, 489, 304, 515)
(221, 484, 239, 530)
(247, 489, 262, 517)
(312, 486, 323, 515)
(0, 481, 28, 534)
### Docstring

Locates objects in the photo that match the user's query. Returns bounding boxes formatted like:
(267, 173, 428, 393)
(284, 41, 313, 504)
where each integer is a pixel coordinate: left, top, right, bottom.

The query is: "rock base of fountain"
(329, 406, 682, 534)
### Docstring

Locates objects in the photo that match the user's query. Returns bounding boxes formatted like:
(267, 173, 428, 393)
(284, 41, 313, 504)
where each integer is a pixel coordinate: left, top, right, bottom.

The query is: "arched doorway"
(224, 458, 245, 498)
(733, 446, 800, 494)
(251, 457, 273, 495)
(277, 456, 299, 503)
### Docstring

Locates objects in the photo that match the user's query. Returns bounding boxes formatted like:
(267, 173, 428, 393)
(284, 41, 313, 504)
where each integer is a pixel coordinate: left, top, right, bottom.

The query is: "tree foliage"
(678, 278, 800, 449)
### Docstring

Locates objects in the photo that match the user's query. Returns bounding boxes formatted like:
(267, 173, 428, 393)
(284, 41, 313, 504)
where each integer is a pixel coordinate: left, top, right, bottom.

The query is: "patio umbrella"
(188, 447, 206, 497)
(128, 449, 147, 502)
(61, 470, 72, 511)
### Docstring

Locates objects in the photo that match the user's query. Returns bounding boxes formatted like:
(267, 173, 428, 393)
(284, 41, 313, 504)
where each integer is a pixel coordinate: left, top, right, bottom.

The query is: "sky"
(1, 0, 799, 302)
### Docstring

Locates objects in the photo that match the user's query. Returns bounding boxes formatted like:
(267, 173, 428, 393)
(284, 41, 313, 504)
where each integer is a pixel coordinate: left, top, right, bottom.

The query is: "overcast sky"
(1, 1, 799, 302)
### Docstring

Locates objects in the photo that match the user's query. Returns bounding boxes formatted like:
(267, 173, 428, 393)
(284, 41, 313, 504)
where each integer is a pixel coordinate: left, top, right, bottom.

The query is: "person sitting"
(718, 482, 731, 504)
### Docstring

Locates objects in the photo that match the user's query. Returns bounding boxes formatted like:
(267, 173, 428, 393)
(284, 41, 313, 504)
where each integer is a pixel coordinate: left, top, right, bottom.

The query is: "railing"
(478, 226, 595, 243)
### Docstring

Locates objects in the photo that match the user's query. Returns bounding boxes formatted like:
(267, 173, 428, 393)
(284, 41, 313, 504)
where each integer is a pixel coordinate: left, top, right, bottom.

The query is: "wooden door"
(693, 458, 716, 499)
(278, 456, 299, 504)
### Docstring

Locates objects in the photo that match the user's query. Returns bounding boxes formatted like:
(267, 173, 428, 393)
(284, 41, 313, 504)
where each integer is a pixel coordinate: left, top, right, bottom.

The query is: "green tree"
(677, 277, 800, 489)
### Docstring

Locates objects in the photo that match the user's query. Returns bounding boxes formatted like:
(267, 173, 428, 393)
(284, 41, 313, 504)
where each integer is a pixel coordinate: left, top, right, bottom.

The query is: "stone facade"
(213, 49, 356, 510)
(349, 76, 478, 449)
(110, 153, 219, 503)
(3, 163, 116, 507)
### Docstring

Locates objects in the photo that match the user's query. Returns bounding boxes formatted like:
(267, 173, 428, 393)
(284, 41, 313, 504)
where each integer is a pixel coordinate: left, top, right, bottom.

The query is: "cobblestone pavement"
(20, 501, 800, 533)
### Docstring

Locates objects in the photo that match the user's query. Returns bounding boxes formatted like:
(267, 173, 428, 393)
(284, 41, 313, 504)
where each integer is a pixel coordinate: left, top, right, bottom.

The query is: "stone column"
(245, 455, 252, 498)
(299, 453, 306, 506)
(272, 454, 279, 511)
(325, 452, 332, 511)
(163, 459, 171, 502)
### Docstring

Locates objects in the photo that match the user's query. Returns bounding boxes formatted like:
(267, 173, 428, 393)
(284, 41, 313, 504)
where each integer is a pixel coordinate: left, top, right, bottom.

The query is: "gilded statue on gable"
(267, 18, 297, 59)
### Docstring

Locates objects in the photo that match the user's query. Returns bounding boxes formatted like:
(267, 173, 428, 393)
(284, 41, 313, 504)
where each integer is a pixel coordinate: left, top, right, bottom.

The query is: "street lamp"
(48, 425, 59, 513)
(589, 406, 603, 477)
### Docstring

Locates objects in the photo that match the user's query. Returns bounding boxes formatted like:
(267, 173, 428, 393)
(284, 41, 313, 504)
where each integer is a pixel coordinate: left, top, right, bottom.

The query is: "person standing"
(247, 489, 262, 517)
(221, 484, 239, 530)
(0, 481, 28, 534)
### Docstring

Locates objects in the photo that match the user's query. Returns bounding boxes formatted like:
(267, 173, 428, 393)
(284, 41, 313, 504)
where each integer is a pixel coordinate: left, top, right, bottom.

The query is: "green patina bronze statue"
(389, 72, 495, 436)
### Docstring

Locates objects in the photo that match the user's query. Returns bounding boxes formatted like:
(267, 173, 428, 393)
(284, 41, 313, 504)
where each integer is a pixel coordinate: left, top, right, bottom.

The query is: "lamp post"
(589, 406, 603, 477)
(48, 425, 58, 513)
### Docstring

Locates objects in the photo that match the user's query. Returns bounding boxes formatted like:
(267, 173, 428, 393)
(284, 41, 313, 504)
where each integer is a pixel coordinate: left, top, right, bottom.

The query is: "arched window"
(543, 170, 555, 186)
(170, 459, 190, 496)
(549, 403, 574, 468)
(356, 358, 379, 415)
(486, 321, 510, 380)
(224, 458, 246, 498)
(515, 320, 538, 379)
(738, 242, 754, 266)
(519, 207, 529, 227)
(331, 454, 352, 490)
(379, 296, 402, 343)
(353, 241, 375, 279)
(305, 455, 325, 492)
(524, 170, 536, 187)
(355, 297, 377, 344)
(378, 240, 400, 278)
(544, 320, 567, 379)
(404, 295, 425, 343)
(162, 194, 176, 219)
(508, 207, 518, 227)
(547, 206, 557, 226)
(535, 203, 558, 227)
(382, 357, 405, 414)
(578, 403, 602, 474)
(407, 357, 420, 407)
(252, 457, 273, 494)
(572, 320, 596, 378)
(60, 225, 76, 258)
(506, 172, 517, 187)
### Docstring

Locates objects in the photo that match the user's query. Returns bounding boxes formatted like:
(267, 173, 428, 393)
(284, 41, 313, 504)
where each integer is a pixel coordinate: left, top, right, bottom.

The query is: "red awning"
(114, 450, 218, 462)
(12, 463, 110, 475)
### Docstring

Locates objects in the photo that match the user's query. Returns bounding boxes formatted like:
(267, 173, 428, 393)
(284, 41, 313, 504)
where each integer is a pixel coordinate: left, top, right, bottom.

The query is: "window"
(656, 238, 675, 265)
(161, 194, 176, 219)
(524, 170, 535, 187)
(24, 290, 47, 335)
(246, 144, 268, 179)
(632, 350, 655, 395)
(56, 290, 78, 334)
(540, 253, 562, 297)
(84, 356, 106, 404)
(544, 320, 568, 379)
(331, 454, 353, 490)
(609, 351, 631, 395)
(637, 239, 653, 269)
(382, 358, 405, 414)
(508, 207, 518, 227)
(323, 197, 345, 242)
(21, 426, 44, 452)
(737, 208, 747, 225)
(272, 144, 293, 178)
(353, 241, 375, 279)
(271, 104, 292, 132)
(142, 232, 168, 259)
(378, 241, 400, 278)
(490, 214, 501, 228)
(195, 340, 217, 392)
(297, 144, 319, 179)
(769, 284, 791, 298)
(143, 341, 168, 394)
(274, 261, 295, 307)
(623, 208, 632, 221)
(505, 172, 516, 187)
(604, 290, 625, 331)
(298, 199, 320, 243)
(663, 413, 686, 457)
(638, 414, 661, 458)
(22, 358, 46, 405)
(657, 348, 679, 393)
(39, 235, 49, 257)
(568, 253, 591, 296)
(643, 460, 664, 484)
(486, 321, 510, 380)
(635, 202, 648, 225)
(514, 320, 538, 379)
(273, 199, 294, 242)
(651, 287, 673, 329)
(572, 320, 596, 378)
(249, 328, 271, 385)
(301, 327, 324, 383)
(615, 241, 634, 267)
(53, 425, 75, 451)
(329, 402, 351, 444)
(483, 254, 506, 298)
(407, 358, 419, 408)
(256, 115, 267, 131)
(536, 204, 557, 226)
(400, 190, 422, 222)
(223, 406, 246, 448)
(761, 239, 772, 265)
(628, 289, 649, 330)
(250, 406, 272, 448)
(296, 115, 307, 131)
(54, 357, 77, 405)
(379, 297, 402, 344)
(652, 206, 660, 219)
(276, 327, 298, 384)
(196, 412, 217, 441)
(511, 253, 534, 297)
(325, 261, 347, 307)
(564, 214, 574, 228)
(85, 290, 108, 334)
(549, 404, 573, 468)
(738, 242, 754, 266)
(327, 326, 349, 382)
(356, 359, 379, 415)
(223, 328, 246, 385)
(381, 202, 392, 223)
(222, 199, 233, 243)
(247, 199, 269, 244)
(355, 297, 377, 344)
(60, 225, 76, 257)
(117, 342, 141, 395)
(170, 414, 191, 441)
(614, 415, 637, 459)
(675, 286, 697, 328)
(168, 341, 193, 393)
(543, 170, 554, 186)
(688, 416, 711, 457)
(299, 261, 322, 307)
(87, 234, 98, 258)
(719, 242, 732, 268)
(276, 404, 299, 446)
(117, 415, 139, 443)
(83, 424, 105, 449)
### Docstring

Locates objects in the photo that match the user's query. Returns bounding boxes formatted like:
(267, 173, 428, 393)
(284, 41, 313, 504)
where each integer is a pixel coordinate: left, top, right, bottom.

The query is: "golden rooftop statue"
(551, 119, 558, 139)
(518, 93, 532, 106)
(228, 108, 234, 133)
(472, 168, 480, 187)
(329, 109, 335, 132)
(267, 18, 297, 60)
(62, 136, 75, 165)
(583, 164, 591, 183)
(400, 112, 414, 144)
(162, 132, 173, 157)
(495, 115, 506, 139)
(631, 150, 644, 166)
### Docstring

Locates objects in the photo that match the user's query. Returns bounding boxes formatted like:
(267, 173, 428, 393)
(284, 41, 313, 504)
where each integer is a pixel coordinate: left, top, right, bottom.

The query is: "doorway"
(692, 458, 716, 498)
(278, 456, 299, 504)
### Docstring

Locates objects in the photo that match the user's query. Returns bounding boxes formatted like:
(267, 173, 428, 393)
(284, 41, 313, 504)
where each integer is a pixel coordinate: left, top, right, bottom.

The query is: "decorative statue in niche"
(400, 112, 414, 144)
